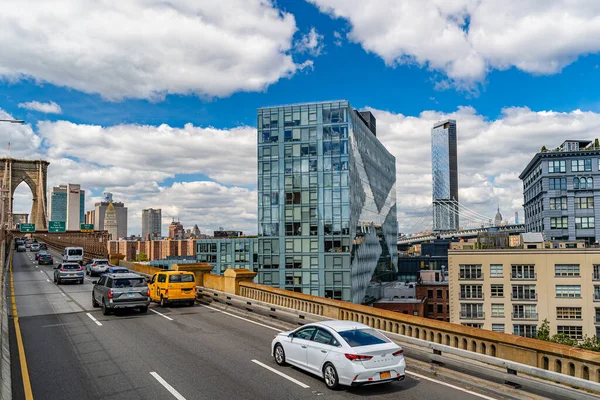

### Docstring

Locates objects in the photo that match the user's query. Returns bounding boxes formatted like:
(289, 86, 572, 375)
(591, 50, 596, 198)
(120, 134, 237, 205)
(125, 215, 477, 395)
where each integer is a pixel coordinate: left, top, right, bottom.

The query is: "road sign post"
(20, 223, 35, 233)
(80, 223, 94, 233)
(48, 221, 66, 233)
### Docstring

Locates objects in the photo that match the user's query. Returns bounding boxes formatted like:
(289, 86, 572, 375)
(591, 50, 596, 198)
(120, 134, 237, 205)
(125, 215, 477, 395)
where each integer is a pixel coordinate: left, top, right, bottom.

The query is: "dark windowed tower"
(431, 120, 459, 232)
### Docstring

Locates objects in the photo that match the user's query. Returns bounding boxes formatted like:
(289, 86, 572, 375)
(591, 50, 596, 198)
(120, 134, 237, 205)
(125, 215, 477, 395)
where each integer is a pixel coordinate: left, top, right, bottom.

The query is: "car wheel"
(57, 278, 61, 285)
(188, 300, 195, 307)
(274, 344, 287, 366)
(53, 275, 57, 283)
(160, 296, 167, 308)
(92, 294, 99, 308)
(79, 278, 84, 284)
(102, 299, 111, 316)
(86, 270, 89, 276)
(323, 363, 339, 390)
(139, 306, 148, 313)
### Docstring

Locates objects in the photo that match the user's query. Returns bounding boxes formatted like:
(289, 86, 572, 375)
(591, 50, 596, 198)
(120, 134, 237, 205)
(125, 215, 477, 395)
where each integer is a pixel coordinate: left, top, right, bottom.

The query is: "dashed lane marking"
(86, 313, 102, 326)
(150, 309, 174, 321)
(150, 372, 186, 400)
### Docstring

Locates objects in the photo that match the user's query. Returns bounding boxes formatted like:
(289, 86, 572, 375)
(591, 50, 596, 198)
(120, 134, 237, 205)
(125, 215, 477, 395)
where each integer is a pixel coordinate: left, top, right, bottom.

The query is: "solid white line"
(202, 305, 282, 332)
(251, 359, 310, 389)
(40, 271, 44, 274)
(46, 279, 50, 282)
(150, 309, 174, 321)
(86, 313, 102, 326)
(60, 293, 66, 297)
(150, 372, 186, 400)
(406, 371, 497, 400)
(35, 266, 38, 268)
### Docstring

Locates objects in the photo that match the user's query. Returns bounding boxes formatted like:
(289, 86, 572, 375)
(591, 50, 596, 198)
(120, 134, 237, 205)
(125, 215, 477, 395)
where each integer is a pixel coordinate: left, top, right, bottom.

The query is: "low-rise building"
(196, 237, 258, 275)
(449, 235, 600, 340)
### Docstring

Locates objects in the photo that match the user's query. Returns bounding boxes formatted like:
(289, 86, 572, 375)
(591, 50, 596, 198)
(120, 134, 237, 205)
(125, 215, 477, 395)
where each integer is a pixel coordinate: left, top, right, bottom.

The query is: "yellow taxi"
(148, 271, 196, 307)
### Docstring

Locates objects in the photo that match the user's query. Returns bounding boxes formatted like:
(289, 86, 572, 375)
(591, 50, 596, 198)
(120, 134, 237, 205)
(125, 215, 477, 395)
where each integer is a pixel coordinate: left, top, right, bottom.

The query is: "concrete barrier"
(0, 240, 12, 400)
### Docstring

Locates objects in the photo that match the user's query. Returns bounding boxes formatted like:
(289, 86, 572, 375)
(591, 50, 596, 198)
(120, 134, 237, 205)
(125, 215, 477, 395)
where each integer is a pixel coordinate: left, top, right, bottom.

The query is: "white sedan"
(271, 320, 405, 389)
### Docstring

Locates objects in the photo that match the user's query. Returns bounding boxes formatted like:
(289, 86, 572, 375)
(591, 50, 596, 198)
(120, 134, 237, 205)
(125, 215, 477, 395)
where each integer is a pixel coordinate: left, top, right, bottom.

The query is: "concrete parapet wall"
(119, 260, 163, 276)
(0, 239, 12, 400)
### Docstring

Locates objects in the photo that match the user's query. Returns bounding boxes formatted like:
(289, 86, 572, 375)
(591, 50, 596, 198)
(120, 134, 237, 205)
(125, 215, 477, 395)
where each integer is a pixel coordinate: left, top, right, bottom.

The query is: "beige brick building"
(449, 244, 600, 340)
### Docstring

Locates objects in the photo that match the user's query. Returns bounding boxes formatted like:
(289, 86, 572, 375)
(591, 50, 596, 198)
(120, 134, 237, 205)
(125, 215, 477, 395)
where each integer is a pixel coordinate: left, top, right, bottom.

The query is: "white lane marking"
(201, 305, 282, 332)
(40, 271, 44, 274)
(150, 309, 174, 321)
(251, 359, 310, 389)
(35, 266, 38, 268)
(86, 313, 102, 326)
(150, 372, 186, 400)
(60, 293, 66, 297)
(46, 279, 50, 282)
(406, 371, 497, 400)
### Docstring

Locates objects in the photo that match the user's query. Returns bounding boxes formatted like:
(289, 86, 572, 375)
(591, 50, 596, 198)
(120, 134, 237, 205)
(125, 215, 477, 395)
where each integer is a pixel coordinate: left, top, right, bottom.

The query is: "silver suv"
(86, 259, 110, 276)
(92, 273, 150, 315)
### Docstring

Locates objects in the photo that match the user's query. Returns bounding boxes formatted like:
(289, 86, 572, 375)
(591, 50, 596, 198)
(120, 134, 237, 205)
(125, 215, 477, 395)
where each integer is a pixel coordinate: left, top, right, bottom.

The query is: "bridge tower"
(1, 158, 50, 229)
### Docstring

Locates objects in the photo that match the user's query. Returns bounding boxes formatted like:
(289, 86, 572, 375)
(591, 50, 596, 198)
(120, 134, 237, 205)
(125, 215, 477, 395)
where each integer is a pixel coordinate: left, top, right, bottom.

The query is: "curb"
(0, 240, 12, 400)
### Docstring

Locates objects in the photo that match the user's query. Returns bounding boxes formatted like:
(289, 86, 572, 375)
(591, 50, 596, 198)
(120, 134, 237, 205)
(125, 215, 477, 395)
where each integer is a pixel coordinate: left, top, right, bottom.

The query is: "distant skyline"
(2, 1, 600, 235)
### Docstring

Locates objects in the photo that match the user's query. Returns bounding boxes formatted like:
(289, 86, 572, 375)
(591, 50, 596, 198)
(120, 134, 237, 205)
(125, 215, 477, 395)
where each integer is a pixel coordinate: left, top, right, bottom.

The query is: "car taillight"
(146, 288, 150, 297)
(107, 289, 114, 299)
(392, 349, 404, 356)
(92, 264, 97, 267)
(345, 354, 373, 361)
(165, 289, 168, 295)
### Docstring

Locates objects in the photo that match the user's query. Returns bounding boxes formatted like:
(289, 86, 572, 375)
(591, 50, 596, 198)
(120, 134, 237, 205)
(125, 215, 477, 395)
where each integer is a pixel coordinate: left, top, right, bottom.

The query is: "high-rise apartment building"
(520, 140, 600, 243)
(142, 208, 162, 239)
(169, 220, 184, 239)
(431, 120, 459, 232)
(257, 100, 398, 303)
(48, 184, 85, 228)
(93, 192, 127, 238)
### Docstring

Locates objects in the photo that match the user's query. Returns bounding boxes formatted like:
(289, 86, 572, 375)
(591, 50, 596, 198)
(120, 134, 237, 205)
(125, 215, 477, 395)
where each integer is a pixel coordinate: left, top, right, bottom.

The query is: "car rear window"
(62, 264, 80, 270)
(337, 329, 391, 347)
(112, 278, 146, 288)
(40, 255, 51, 260)
(96, 260, 109, 264)
(110, 269, 129, 274)
(68, 249, 83, 256)
(169, 274, 194, 283)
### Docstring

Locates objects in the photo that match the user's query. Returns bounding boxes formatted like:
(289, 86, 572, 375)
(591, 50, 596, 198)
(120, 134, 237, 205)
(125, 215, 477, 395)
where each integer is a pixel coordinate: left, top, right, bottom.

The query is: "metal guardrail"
(197, 286, 600, 397)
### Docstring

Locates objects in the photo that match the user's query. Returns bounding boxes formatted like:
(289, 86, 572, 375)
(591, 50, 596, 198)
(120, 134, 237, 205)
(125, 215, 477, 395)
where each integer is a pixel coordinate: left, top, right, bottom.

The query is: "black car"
(38, 254, 54, 265)
(39, 242, 48, 250)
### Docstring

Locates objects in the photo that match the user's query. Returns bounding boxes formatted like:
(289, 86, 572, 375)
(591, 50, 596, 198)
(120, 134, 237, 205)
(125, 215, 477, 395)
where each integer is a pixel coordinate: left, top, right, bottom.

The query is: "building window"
(513, 304, 537, 319)
(557, 326, 583, 340)
(460, 303, 484, 319)
(461, 323, 483, 328)
(490, 284, 504, 298)
(511, 264, 536, 280)
(574, 197, 594, 209)
(491, 303, 504, 317)
(554, 264, 580, 277)
(437, 304, 443, 314)
(549, 178, 567, 190)
(550, 217, 568, 229)
(512, 285, 537, 300)
(492, 324, 505, 333)
(490, 264, 503, 278)
(427, 289, 433, 299)
(555, 285, 581, 298)
(556, 307, 582, 319)
(574, 177, 594, 190)
(459, 264, 482, 280)
(571, 159, 592, 172)
(513, 324, 537, 338)
(460, 285, 483, 299)
(427, 304, 434, 314)
(436, 289, 443, 299)
(549, 197, 568, 210)
(594, 265, 600, 280)
(549, 160, 566, 173)
(575, 217, 595, 229)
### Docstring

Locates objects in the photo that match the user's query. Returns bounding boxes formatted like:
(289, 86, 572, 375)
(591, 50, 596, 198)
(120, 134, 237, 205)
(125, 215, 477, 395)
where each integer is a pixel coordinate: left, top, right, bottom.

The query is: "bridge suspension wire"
(456, 202, 494, 222)
(405, 204, 433, 234)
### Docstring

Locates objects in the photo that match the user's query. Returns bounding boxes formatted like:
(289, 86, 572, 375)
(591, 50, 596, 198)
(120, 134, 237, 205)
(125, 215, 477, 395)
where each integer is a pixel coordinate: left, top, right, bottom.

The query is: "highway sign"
(20, 223, 35, 233)
(48, 221, 66, 233)
(80, 223, 94, 232)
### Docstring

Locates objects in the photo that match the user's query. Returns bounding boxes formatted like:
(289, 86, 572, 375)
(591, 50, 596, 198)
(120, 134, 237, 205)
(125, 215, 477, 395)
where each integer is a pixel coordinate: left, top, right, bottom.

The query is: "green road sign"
(80, 223, 94, 232)
(20, 223, 35, 233)
(48, 221, 66, 233)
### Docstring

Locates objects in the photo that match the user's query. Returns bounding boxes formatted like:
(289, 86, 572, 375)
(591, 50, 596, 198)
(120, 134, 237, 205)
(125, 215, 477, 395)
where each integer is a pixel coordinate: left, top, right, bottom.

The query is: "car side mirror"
(92, 281, 98, 285)
(288, 332, 295, 338)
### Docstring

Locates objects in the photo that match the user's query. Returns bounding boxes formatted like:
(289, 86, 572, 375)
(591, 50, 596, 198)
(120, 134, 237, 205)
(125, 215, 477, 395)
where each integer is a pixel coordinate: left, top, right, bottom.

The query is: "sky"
(1, 0, 600, 236)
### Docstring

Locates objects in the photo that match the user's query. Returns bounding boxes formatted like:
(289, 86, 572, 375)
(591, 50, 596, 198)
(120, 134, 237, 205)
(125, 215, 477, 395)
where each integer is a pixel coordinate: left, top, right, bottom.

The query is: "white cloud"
(0, 0, 302, 101)
(371, 106, 600, 233)
(18, 101, 62, 114)
(295, 27, 325, 56)
(307, 0, 600, 88)
(333, 31, 343, 46)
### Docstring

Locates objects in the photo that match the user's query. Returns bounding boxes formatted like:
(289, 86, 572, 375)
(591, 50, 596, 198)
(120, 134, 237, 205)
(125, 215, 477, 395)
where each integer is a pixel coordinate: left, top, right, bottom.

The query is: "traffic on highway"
(8, 244, 501, 400)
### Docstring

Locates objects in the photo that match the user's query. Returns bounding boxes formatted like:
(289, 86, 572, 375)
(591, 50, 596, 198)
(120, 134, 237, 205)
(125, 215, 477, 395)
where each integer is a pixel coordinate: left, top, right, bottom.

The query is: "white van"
(63, 247, 84, 263)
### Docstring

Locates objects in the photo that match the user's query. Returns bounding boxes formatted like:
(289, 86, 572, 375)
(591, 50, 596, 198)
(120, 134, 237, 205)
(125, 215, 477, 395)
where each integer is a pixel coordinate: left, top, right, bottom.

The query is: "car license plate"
(128, 294, 134, 298)
(69, 274, 74, 277)
(380, 371, 391, 379)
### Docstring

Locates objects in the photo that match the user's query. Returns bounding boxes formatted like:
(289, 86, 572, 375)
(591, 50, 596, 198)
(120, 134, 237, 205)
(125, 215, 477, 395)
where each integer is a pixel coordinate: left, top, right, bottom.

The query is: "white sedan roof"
(312, 320, 371, 332)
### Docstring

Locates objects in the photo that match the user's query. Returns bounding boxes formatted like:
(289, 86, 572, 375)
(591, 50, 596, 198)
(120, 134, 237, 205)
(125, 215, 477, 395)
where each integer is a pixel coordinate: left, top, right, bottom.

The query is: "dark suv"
(92, 273, 150, 315)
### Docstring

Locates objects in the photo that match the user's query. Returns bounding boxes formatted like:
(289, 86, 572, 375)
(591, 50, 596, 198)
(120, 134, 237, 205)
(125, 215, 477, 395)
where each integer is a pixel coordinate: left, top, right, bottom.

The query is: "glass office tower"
(431, 120, 459, 232)
(257, 100, 398, 303)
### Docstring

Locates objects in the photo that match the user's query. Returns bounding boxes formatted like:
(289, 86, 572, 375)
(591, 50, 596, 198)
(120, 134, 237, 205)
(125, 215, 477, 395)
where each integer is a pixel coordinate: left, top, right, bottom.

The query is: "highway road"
(9, 248, 505, 400)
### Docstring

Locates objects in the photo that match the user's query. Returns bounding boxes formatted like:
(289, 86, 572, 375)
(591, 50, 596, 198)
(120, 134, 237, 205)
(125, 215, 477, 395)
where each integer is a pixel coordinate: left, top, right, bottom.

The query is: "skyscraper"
(256, 100, 398, 303)
(142, 208, 162, 239)
(48, 184, 85, 228)
(168, 219, 184, 239)
(93, 192, 127, 238)
(431, 119, 459, 232)
(105, 202, 118, 240)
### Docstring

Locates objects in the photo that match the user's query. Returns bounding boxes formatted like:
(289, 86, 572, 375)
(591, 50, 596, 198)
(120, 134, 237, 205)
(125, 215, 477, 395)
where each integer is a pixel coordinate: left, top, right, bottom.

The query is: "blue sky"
(1, 0, 600, 235)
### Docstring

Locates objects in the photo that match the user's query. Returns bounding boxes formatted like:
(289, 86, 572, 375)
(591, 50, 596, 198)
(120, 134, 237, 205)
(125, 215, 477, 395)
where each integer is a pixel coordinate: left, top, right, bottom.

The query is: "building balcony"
(459, 311, 485, 320)
(511, 273, 537, 281)
(511, 294, 537, 301)
(458, 273, 484, 281)
(512, 312, 538, 320)
(459, 295, 484, 301)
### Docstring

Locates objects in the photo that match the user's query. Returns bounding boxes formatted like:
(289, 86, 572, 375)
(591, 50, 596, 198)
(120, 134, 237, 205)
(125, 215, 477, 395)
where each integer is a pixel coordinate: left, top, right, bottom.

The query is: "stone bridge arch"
(1, 158, 49, 229)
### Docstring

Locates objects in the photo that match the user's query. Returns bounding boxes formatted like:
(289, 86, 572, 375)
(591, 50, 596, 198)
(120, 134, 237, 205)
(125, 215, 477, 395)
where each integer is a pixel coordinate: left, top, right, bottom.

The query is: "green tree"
(550, 333, 577, 347)
(136, 252, 148, 262)
(540, 145, 547, 152)
(537, 319, 551, 341)
(595, 138, 600, 149)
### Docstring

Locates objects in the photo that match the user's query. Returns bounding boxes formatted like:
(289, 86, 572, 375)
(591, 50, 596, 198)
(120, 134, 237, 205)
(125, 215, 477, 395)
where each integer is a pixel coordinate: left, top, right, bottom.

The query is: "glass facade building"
(196, 238, 258, 275)
(431, 120, 459, 232)
(48, 185, 85, 224)
(257, 100, 398, 303)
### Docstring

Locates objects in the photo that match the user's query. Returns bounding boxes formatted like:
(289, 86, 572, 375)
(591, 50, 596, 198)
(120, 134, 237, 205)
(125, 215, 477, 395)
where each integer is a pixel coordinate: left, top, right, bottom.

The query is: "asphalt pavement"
(9, 248, 503, 400)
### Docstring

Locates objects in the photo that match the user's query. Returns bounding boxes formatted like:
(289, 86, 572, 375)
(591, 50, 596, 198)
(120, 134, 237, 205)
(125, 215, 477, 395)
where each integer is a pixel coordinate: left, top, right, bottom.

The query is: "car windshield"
(110, 269, 128, 273)
(112, 278, 145, 288)
(337, 328, 391, 347)
(68, 249, 82, 256)
(169, 274, 194, 283)
(62, 264, 80, 270)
